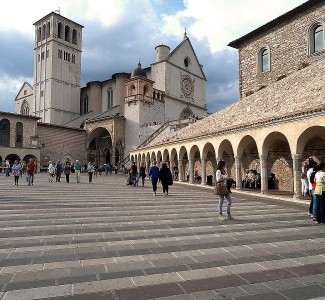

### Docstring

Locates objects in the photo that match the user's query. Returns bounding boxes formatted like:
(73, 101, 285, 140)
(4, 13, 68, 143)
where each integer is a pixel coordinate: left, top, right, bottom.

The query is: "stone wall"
(238, 2, 325, 98)
(37, 123, 87, 165)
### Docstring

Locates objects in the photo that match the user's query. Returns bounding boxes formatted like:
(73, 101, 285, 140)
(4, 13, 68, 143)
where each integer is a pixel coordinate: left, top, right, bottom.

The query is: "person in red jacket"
(26, 158, 36, 186)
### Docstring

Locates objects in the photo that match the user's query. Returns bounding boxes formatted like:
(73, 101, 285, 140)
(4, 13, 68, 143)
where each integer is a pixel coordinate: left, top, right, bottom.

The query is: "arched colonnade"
(130, 116, 325, 198)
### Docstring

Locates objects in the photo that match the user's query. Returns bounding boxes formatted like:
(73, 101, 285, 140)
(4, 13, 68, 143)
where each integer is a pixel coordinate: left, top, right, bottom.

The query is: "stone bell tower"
(32, 12, 83, 125)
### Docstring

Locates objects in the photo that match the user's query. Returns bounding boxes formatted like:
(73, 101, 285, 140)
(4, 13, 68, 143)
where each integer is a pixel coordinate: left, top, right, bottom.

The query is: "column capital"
(291, 153, 302, 160)
(201, 157, 206, 162)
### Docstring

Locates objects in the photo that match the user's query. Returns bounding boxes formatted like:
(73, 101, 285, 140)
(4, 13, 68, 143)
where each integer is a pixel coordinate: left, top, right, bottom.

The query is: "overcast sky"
(0, 0, 306, 114)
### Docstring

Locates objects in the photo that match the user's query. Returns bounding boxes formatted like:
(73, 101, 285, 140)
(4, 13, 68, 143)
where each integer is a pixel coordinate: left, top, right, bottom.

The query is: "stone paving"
(0, 172, 324, 300)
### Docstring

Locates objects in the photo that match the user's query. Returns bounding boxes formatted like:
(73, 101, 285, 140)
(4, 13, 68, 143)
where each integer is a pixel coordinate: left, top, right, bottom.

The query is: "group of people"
(242, 169, 261, 189)
(8, 158, 36, 186)
(127, 161, 173, 196)
(303, 158, 325, 224)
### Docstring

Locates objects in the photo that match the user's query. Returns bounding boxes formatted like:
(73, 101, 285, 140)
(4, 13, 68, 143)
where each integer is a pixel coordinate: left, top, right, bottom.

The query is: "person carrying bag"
(215, 160, 234, 221)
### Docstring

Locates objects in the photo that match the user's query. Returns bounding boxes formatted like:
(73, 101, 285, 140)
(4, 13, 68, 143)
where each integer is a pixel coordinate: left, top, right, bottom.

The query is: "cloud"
(0, 0, 307, 114)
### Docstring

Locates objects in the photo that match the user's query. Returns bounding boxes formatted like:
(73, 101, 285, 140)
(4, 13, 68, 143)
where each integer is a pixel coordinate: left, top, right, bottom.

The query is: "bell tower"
(32, 12, 83, 125)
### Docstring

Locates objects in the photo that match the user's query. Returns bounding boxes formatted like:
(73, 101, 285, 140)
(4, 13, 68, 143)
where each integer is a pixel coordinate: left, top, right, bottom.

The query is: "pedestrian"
(5, 160, 10, 177)
(55, 161, 63, 182)
(130, 161, 138, 186)
(149, 161, 159, 196)
(139, 163, 146, 187)
(12, 160, 22, 185)
(74, 159, 82, 183)
(314, 162, 325, 224)
(87, 162, 94, 183)
(216, 160, 234, 221)
(64, 161, 71, 183)
(48, 161, 55, 182)
(26, 158, 36, 186)
(158, 162, 173, 196)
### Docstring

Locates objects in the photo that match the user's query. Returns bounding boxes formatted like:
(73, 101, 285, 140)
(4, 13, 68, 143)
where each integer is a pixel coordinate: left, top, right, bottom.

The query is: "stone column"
(260, 155, 268, 194)
(201, 158, 207, 185)
(235, 156, 242, 190)
(210, 158, 217, 185)
(178, 159, 184, 181)
(170, 160, 175, 179)
(145, 161, 149, 176)
(188, 159, 194, 184)
(292, 154, 302, 199)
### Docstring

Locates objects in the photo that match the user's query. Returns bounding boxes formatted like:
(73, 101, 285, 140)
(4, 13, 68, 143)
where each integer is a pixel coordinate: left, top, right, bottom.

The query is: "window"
(107, 89, 113, 110)
(42, 24, 46, 40)
(0, 119, 10, 147)
(257, 46, 270, 74)
(40, 90, 44, 97)
(72, 54, 75, 64)
(58, 22, 63, 39)
(58, 49, 62, 59)
(24, 90, 27, 95)
(16, 122, 23, 148)
(309, 22, 325, 54)
(41, 51, 45, 60)
(46, 49, 49, 58)
(72, 29, 77, 45)
(37, 27, 41, 42)
(21, 100, 29, 115)
(65, 25, 70, 42)
(46, 22, 50, 38)
(81, 95, 89, 114)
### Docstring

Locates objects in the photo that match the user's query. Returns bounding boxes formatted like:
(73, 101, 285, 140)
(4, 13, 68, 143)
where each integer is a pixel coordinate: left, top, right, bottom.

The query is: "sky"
(0, 0, 307, 114)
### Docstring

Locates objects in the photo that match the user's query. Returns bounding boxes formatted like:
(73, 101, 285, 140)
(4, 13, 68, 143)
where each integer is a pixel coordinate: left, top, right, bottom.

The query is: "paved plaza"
(0, 172, 324, 300)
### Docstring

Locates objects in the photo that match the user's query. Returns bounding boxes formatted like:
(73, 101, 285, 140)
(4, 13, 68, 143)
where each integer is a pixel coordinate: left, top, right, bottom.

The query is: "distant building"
(9, 12, 207, 167)
(130, 0, 325, 196)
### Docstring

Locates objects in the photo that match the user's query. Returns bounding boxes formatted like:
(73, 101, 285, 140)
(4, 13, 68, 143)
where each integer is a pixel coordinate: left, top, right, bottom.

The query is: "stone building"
(130, 0, 325, 197)
(11, 12, 207, 168)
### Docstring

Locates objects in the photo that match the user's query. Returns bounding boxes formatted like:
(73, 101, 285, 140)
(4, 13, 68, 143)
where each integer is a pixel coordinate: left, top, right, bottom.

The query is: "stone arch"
(218, 139, 235, 178)
(87, 127, 113, 165)
(150, 151, 157, 163)
(263, 132, 292, 191)
(202, 142, 217, 184)
(296, 126, 325, 163)
(237, 135, 260, 173)
(61, 153, 73, 164)
(180, 107, 193, 119)
(157, 151, 162, 167)
(162, 149, 169, 163)
(5, 153, 20, 166)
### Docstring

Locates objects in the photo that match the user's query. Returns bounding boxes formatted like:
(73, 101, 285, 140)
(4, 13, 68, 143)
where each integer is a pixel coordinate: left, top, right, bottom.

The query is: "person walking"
(158, 162, 173, 196)
(314, 163, 325, 224)
(216, 160, 233, 221)
(5, 160, 10, 177)
(87, 162, 94, 183)
(48, 161, 55, 183)
(139, 163, 146, 187)
(12, 160, 22, 185)
(74, 159, 82, 183)
(149, 161, 159, 196)
(55, 161, 63, 182)
(64, 161, 71, 183)
(26, 158, 36, 186)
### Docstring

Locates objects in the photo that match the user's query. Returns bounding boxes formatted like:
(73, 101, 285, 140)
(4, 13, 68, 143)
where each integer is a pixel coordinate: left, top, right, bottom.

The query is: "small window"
(314, 25, 324, 53)
(184, 57, 190, 68)
(40, 90, 44, 97)
(24, 90, 27, 95)
(16, 122, 23, 148)
(65, 25, 71, 42)
(257, 46, 270, 74)
(58, 22, 63, 39)
(72, 29, 77, 45)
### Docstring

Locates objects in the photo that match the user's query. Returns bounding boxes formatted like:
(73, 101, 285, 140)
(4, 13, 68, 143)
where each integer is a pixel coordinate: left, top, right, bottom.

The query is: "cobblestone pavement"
(0, 173, 324, 300)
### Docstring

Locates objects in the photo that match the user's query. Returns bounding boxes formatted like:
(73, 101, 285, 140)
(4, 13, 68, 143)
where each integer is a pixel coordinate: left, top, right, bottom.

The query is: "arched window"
(0, 119, 10, 147)
(16, 122, 23, 148)
(72, 29, 77, 45)
(314, 25, 324, 53)
(80, 95, 89, 115)
(58, 22, 63, 39)
(309, 22, 325, 55)
(130, 85, 136, 96)
(37, 27, 41, 42)
(257, 46, 270, 74)
(143, 85, 148, 96)
(107, 89, 113, 110)
(21, 100, 30, 115)
(42, 24, 46, 40)
(65, 25, 70, 42)
(46, 22, 51, 38)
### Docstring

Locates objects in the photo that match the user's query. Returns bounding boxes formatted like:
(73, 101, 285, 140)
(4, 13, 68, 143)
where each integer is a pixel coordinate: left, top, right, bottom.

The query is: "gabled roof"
(155, 36, 206, 81)
(228, 0, 320, 49)
(15, 82, 33, 100)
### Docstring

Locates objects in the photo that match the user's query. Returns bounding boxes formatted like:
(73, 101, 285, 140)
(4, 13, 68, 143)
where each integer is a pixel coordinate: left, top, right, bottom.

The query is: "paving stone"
(280, 284, 325, 299)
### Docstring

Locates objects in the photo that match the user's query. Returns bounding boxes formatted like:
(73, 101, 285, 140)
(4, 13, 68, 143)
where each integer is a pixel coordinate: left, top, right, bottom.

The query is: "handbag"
(314, 182, 323, 195)
(214, 182, 228, 196)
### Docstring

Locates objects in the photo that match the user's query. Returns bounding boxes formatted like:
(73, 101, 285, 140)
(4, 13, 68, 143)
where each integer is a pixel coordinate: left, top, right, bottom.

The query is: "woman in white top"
(216, 160, 233, 221)
(314, 162, 325, 224)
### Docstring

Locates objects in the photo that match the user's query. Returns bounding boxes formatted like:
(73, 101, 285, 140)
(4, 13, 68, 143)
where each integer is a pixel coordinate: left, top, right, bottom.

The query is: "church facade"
(10, 12, 207, 168)
(130, 0, 325, 197)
